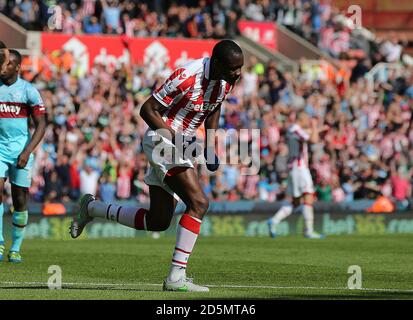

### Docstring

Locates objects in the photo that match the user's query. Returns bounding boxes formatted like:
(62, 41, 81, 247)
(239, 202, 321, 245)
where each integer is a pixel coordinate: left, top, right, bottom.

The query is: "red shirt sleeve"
(152, 68, 194, 107)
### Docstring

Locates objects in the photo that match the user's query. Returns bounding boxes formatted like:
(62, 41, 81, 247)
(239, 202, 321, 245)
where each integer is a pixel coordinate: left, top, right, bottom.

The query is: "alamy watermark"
(47, 5, 63, 31)
(48, 265, 62, 290)
(347, 265, 362, 290)
(347, 5, 362, 30)
(150, 128, 261, 175)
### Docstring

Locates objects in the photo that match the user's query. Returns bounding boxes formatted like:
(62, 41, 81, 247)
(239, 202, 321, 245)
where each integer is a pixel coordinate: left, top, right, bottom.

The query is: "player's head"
(0, 49, 21, 81)
(0, 41, 9, 74)
(211, 39, 244, 85)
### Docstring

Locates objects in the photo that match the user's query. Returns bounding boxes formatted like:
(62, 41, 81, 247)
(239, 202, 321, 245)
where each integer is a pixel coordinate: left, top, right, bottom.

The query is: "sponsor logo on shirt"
(192, 102, 219, 112)
(0, 103, 22, 115)
(178, 72, 188, 81)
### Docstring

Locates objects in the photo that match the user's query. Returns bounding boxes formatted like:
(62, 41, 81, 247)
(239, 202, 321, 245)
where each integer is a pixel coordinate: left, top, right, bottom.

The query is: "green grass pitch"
(0, 234, 412, 299)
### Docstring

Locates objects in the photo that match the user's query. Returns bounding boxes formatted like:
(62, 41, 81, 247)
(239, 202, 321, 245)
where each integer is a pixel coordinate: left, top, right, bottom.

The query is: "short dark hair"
(211, 39, 243, 62)
(9, 49, 22, 65)
(0, 41, 6, 49)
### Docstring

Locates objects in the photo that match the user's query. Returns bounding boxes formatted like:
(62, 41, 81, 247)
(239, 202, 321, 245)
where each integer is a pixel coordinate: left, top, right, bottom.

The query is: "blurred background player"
(0, 49, 47, 262)
(70, 39, 244, 292)
(268, 111, 328, 239)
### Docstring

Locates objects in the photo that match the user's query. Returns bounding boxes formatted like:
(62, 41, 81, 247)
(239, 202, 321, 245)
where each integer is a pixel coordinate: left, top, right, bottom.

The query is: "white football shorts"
(142, 129, 195, 201)
(286, 165, 315, 198)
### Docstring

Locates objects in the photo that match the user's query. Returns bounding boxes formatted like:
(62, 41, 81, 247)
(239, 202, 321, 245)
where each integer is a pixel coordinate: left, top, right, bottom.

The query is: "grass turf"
(0, 234, 412, 299)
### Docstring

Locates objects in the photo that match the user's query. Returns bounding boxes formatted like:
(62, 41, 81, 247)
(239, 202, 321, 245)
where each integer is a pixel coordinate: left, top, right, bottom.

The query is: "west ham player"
(70, 40, 244, 292)
(268, 111, 328, 239)
(0, 50, 47, 262)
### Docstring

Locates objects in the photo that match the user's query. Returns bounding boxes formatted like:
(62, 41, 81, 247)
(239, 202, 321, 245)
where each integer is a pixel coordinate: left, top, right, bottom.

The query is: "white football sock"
(88, 200, 147, 230)
(302, 204, 314, 234)
(270, 205, 293, 225)
(168, 213, 202, 282)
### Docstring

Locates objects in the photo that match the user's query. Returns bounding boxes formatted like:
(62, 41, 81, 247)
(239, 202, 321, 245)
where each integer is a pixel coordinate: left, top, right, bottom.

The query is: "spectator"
(316, 179, 332, 202)
(79, 162, 100, 196)
(84, 16, 103, 34)
(13, 0, 38, 30)
(380, 34, 404, 63)
(55, 153, 71, 201)
(117, 164, 132, 199)
(390, 166, 412, 210)
(101, 0, 121, 32)
(331, 175, 345, 203)
(43, 170, 62, 202)
(99, 175, 116, 203)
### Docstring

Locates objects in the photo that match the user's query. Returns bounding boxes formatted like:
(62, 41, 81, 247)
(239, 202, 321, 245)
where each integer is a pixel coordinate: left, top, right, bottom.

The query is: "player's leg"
(268, 169, 300, 238)
(294, 167, 324, 239)
(162, 167, 210, 292)
(302, 197, 325, 239)
(89, 185, 177, 230)
(9, 184, 29, 262)
(7, 159, 33, 263)
(302, 193, 315, 235)
(0, 177, 5, 261)
(300, 170, 324, 239)
(267, 198, 294, 238)
(70, 185, 177, 238)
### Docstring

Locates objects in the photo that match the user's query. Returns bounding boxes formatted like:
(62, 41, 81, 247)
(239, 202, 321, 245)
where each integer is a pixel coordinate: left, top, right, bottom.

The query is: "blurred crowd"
(0, 47, 411, 210)
(2, 0, 408, 69)
(1, 0, 412, 210)
(1, 0, 241, 39)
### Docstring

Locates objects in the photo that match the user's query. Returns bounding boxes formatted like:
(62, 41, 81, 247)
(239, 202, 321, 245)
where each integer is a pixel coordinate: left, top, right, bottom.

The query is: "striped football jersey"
(153, 57, 233, 137)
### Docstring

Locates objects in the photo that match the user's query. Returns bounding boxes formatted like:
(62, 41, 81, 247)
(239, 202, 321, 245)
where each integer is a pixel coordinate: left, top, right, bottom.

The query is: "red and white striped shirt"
(153, 58, 233, 137)
(287, 124, 310, 168)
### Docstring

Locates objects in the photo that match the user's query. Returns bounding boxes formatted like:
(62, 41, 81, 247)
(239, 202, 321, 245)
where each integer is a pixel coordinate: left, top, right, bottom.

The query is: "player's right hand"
(17, 150, 30, 169)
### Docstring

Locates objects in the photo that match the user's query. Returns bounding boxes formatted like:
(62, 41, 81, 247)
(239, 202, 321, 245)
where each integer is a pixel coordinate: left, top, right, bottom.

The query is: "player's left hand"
(204, 147, 220, 172)
(17, 151, 30, 169)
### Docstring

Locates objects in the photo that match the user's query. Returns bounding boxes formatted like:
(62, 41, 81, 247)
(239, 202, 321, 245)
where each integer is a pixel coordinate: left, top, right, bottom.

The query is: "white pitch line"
(1, 281, 413, 294)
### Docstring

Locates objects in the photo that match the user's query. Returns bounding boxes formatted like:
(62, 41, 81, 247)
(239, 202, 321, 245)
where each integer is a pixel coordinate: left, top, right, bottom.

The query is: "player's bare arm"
(204, 103, 221, 147)
(140, 96, 175, 139)
(17, 113, 47, 169)
(204, 103, 221, 171)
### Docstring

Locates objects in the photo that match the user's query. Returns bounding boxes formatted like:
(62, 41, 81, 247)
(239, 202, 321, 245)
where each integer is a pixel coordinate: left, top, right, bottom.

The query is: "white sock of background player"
(269, 205, 293, 226)
(302, 203, 315, 235)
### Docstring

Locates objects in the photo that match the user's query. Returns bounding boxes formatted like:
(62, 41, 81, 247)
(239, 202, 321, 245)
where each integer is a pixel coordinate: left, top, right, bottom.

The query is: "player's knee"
(12, 190, 27, 211)
(189, 194, 209, 217)
(14, 204, 27, 212)
(303, 194, 314, 205)
(154, 220, 171, 232)
(147, 216, 171, 232)
(14, 198, 27, 212)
